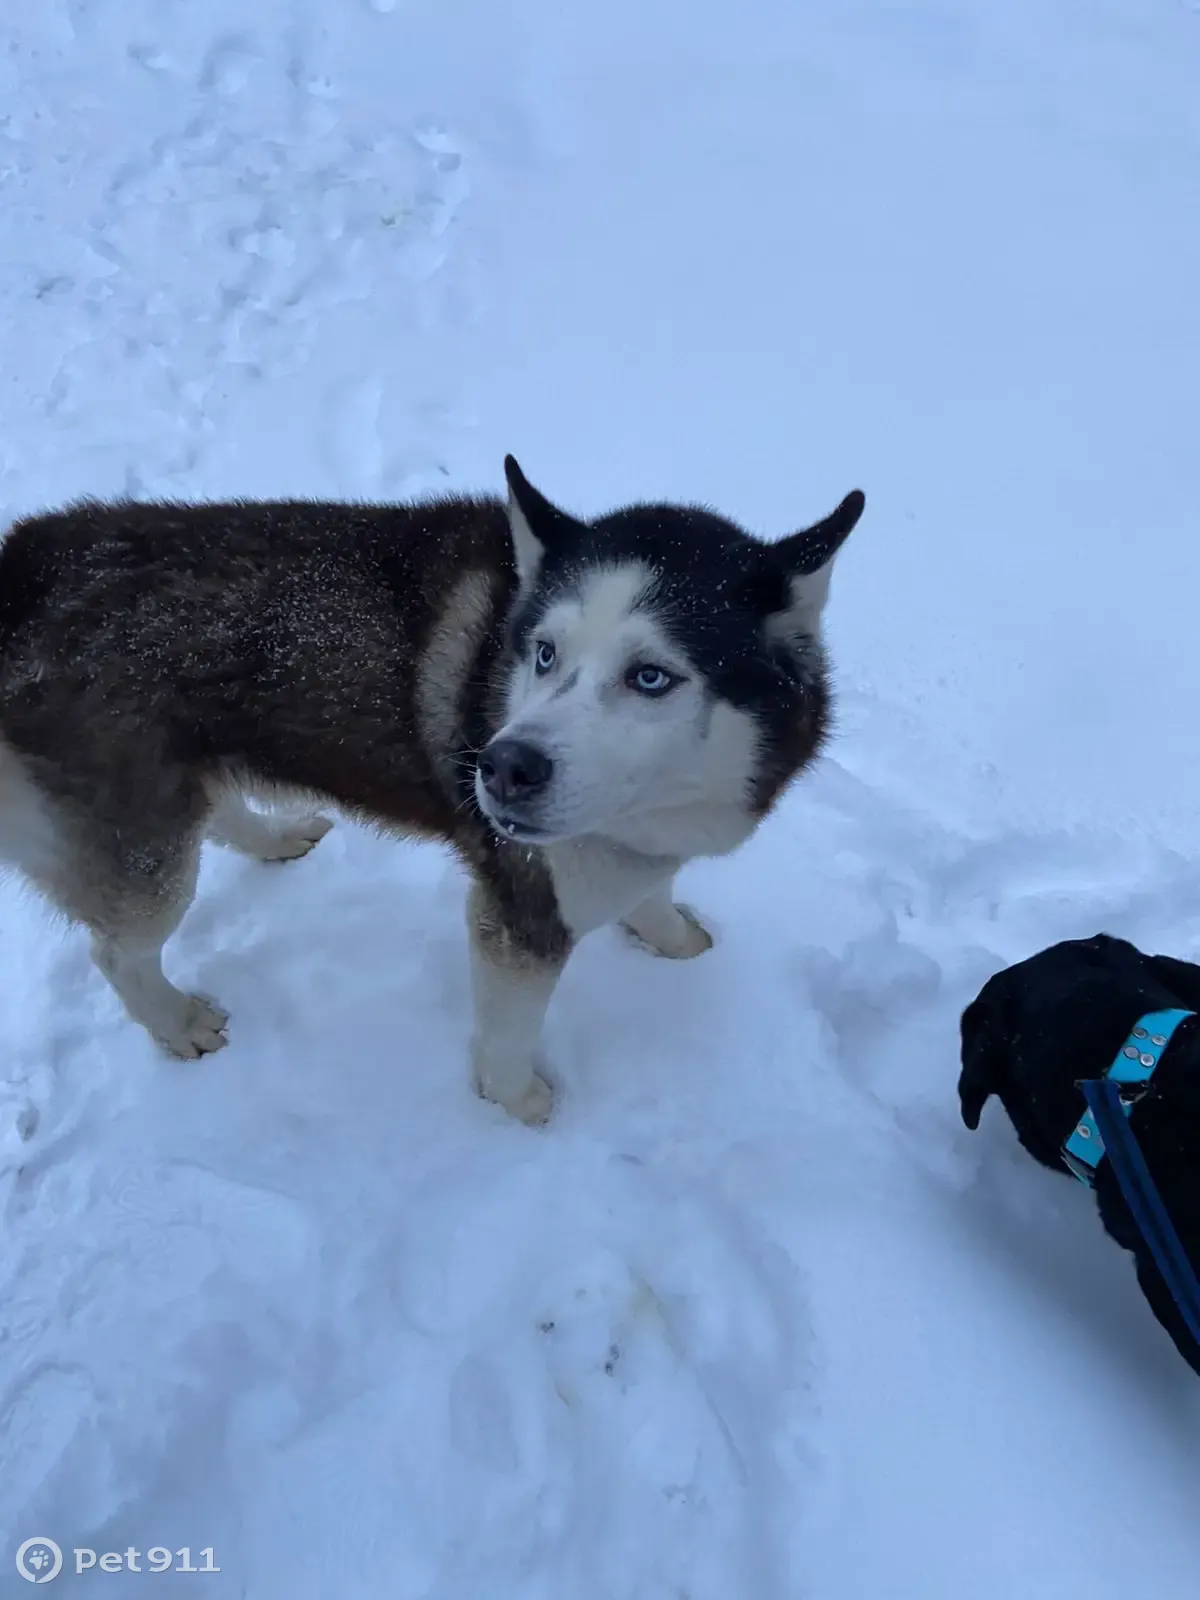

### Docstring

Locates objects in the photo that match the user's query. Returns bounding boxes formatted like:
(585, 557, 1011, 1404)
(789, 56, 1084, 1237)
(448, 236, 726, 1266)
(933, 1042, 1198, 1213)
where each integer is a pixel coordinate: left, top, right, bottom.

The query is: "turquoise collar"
(1062, 1008, 1193, 1186)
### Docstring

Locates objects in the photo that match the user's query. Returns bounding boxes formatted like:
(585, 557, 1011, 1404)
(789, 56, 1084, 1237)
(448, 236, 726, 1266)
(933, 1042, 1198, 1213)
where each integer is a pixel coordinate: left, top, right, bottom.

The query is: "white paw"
(154, 994, 231, 1060)
(505, 1070, 556, 1127)
(622, 902, 714, 960)
(476, 1066, 556, 1128)
(258, 813, 333, 862)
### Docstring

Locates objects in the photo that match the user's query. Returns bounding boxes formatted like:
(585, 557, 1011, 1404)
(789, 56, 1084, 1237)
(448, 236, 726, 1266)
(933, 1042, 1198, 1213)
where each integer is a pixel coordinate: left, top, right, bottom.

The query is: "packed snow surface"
(2, 0, 1199, 1595)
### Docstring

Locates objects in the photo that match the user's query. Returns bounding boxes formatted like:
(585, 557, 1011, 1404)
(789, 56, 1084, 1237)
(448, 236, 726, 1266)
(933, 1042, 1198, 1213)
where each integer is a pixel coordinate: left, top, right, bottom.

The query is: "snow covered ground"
(2, 0, 1200, 1593)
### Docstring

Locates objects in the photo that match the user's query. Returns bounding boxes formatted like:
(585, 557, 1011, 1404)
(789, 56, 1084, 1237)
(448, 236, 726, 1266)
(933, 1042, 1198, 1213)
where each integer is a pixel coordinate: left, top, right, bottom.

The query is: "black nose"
(477, 738, 554, 806)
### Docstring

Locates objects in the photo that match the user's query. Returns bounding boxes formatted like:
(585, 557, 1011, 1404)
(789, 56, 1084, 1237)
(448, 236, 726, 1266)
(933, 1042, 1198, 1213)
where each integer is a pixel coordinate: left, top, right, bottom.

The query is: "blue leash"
(1061, 1008, 1200, 1355)
(1081, 1078, 1200, 1352)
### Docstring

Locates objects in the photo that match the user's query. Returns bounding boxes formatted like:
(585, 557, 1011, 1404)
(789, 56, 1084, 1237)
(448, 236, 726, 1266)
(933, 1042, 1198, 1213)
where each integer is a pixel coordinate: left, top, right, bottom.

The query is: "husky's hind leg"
(92, 918, 229, 1059)
(83, 819, 229, 1059)
(2, 756, 229, 1058)
(207, 791, 332, 863)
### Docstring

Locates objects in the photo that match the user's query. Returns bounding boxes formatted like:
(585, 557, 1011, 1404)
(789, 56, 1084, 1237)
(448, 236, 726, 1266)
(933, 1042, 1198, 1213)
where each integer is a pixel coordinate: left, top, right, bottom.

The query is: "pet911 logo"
(15, 1538, 220, 1582)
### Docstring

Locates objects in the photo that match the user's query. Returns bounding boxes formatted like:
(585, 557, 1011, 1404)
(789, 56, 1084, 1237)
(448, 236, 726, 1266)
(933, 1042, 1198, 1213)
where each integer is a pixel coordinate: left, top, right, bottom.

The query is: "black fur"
(0, 494, 501, 823)
(959, 933, 1200, 1377)
(0, 491, 577, 969)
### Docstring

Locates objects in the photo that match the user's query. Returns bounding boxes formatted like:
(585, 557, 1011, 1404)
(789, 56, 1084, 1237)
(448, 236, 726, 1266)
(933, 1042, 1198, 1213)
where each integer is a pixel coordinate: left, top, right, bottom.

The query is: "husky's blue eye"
(533, 640, 556, 674)
(627, 664, 677, 696)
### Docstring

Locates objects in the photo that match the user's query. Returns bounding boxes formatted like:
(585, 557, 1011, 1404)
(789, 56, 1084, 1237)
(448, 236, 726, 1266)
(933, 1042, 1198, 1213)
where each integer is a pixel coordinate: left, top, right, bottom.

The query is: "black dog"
(959, 933, 1200, 1378)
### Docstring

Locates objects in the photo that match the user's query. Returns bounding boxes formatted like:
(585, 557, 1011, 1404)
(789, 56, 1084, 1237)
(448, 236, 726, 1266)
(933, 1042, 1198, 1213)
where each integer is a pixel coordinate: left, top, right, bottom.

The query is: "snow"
(2, 0, 1199, 1593)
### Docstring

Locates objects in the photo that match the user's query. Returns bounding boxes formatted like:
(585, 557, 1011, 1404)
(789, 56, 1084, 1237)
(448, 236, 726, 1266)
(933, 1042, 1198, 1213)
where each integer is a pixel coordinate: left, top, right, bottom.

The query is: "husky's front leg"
(621, 880, 713, 959)
(467, 880, 570, 1126)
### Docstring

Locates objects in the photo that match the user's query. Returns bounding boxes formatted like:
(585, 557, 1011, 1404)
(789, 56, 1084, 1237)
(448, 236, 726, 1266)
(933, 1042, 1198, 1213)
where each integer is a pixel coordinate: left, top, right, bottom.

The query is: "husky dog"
(0, 456, 864, 1124)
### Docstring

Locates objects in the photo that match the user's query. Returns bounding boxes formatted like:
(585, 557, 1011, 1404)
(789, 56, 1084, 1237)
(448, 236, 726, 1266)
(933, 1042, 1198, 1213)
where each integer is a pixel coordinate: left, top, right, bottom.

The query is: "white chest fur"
(542, 836, 682, 940)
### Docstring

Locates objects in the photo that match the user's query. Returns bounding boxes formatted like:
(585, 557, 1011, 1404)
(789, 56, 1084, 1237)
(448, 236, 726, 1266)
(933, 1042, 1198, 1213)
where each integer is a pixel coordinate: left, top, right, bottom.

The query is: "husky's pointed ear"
(503, 455, 582, 586)
(763, 489, 865, 638)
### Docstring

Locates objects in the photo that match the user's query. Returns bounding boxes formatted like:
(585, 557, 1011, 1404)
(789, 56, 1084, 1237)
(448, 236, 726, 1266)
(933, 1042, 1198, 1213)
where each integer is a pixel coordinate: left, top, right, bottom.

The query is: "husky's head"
(475, 456, 865, 859)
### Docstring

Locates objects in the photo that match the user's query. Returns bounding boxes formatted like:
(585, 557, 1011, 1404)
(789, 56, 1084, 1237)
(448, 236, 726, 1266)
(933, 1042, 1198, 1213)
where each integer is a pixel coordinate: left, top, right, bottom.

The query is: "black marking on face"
(512, 512, 819, 708)
(694, 687, 716, 739)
